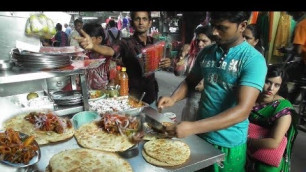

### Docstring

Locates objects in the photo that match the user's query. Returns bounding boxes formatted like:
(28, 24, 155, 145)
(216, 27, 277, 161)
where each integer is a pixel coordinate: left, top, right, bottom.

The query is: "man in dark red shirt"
(76, 11, 171, 106)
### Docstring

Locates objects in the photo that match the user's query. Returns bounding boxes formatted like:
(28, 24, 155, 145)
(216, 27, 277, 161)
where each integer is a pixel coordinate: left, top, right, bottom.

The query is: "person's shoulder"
(276, 97, 293, 106)
(243, 42, 265, 60)
(196, 44, 216, 60)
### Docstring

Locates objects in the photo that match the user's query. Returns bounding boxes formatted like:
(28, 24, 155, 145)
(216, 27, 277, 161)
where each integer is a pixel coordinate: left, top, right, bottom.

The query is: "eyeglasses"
(216, 52, 227, 68)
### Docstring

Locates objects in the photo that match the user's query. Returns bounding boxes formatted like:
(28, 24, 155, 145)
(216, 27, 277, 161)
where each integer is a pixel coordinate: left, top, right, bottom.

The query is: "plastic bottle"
(115, 65, 121, 86)
(119, 67, 129, 96)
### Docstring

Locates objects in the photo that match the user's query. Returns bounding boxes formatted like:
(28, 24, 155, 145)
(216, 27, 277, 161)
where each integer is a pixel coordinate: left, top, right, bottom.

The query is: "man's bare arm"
(158, 73, 201, 109)
(176, 85, 260, 137)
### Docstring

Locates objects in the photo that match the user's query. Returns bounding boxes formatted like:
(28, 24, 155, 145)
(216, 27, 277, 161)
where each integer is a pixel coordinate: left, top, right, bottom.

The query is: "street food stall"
(0, 11, 224, 171)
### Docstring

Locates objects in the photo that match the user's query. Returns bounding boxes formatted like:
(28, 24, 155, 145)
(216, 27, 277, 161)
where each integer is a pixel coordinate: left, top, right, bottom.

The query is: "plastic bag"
(25, 14, 56, 39)
(141, 41, 165, 77)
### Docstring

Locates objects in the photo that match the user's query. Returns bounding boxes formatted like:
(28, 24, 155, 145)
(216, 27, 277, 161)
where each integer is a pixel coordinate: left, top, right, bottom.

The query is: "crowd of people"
(38, 11, 305, 172)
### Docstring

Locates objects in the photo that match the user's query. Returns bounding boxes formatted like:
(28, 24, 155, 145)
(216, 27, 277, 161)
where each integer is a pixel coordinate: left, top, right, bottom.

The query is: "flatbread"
(3, 113, 74, 145)
(143, 139, 190, 166)
(48, 148, 132, 172)
(142, 150, 172, 167)
(74, 122, 134, 152)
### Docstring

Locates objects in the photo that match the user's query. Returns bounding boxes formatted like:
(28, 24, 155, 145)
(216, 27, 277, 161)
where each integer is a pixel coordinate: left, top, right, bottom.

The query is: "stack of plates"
(51, 90, 82, 106)
(12, 48, 71, 69)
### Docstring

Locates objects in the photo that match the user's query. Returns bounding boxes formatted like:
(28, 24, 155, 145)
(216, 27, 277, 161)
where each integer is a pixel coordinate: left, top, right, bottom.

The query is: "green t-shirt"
(191, 41, 267, 148)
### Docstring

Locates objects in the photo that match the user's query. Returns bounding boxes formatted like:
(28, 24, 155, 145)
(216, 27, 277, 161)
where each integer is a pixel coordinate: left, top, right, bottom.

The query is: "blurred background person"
(70, 19, 83, 48)
(106, 19, 121, 45)
(53, 23, 69, 47)
(64, 23, 72, 37)
(40, 38, 53, 46)
(243, 24, 265, 55)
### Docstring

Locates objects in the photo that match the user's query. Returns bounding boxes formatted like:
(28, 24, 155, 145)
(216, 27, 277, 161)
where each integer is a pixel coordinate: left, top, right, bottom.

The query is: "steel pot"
(46, 76, 70, 92)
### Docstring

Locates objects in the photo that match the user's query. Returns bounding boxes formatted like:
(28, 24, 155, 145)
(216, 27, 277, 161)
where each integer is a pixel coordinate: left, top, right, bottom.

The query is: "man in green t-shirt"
(158, 11, 267, 172)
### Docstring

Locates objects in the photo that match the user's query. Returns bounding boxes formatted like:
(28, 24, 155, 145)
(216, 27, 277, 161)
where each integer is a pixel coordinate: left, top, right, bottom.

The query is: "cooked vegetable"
(0, 128, 38, 164)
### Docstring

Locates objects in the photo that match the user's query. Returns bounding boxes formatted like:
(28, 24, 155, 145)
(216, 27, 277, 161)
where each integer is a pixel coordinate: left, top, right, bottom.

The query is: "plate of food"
(3, 111, 75, 145)
(0, 128, 41, 167)
(74, 112, 141, 152)
(45, 148, 132, 172)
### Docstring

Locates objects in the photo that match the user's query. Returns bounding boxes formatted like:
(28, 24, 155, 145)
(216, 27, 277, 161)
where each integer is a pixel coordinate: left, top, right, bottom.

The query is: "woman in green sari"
(246, 65, 298, 172)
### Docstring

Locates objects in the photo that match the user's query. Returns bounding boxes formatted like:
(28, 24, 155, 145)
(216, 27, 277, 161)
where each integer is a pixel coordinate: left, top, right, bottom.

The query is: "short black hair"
(83, 22, 106, 45)
(108, 20, 116, 27)
(74, 19, 83, 26)
(56, 23, 62, 31)
(130, 11, 152, 21)
(210, 11, 251, 24)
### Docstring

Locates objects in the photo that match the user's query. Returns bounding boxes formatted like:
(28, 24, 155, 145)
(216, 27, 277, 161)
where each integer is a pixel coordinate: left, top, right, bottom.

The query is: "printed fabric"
(247, 99, 298, 172)
(85, 52, 116, 90)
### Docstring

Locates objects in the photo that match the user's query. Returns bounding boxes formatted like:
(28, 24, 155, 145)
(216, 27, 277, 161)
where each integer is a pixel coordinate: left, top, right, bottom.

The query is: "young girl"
(82, 23, 116, 90)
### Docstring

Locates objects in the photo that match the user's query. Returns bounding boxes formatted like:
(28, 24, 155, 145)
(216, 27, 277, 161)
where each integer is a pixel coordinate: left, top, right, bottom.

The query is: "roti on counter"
(46, 148, 133, 172)
(3, 112, 74, 145)
(142, 139, 190, 166)
(74, 122, 135, 152)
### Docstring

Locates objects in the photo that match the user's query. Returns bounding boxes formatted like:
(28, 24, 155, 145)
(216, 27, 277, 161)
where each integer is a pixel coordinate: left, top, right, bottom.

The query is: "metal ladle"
(138, 92, 146, 105)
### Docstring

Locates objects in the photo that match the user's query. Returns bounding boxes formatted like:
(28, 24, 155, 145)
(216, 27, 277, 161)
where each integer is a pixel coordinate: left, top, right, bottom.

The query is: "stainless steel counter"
(0, 67, 83, 84)
(0, 135, 224, 172)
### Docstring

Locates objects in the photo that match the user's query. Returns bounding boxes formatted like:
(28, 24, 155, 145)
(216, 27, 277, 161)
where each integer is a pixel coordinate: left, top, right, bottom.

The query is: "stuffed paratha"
(47, 148, 132, 172)
(143, 139, 190, 166)
(3, 112, 74, 145)
(74, 122, 135, 152)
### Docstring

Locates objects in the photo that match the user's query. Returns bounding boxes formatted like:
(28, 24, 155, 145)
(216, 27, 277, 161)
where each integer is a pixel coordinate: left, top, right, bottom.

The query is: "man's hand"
(159, 58, 171, 68)
(157, 96, 175, 110)
(175, 121, 194, 138)
(74, 29, 94, 50)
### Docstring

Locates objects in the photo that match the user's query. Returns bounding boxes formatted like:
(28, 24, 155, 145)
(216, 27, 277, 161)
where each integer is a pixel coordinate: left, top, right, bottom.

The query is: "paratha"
(3, 113, 74, 145)
(143, 139, 190, 166)
(142, 150, 172, 167)
(74, 122, 134, 152)
(47, 148, 132, 172)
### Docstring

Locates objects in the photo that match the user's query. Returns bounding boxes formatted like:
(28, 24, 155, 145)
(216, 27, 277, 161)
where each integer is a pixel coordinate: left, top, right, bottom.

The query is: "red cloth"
(248, 123, 287, 167)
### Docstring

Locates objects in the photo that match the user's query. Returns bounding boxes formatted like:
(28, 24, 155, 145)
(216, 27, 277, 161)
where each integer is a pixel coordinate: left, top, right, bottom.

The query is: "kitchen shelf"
(0, 67, 89, 115)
